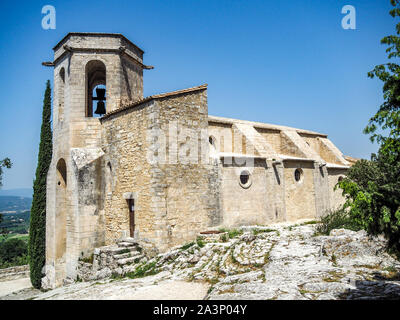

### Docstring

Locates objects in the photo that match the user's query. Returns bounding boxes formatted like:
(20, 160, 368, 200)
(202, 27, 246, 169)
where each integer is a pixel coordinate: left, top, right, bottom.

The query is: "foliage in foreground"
(0, 157, 12, 228)
(29, 80, 53, 289)
(315, 208, 363, 236)
(0, 238, 29, 269)
(337, 155, 400, 253)
(0, 158, 12, 188)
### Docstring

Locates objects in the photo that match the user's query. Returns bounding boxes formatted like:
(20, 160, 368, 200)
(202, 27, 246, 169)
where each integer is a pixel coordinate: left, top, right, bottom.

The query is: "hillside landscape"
(0, 196, 31, 236)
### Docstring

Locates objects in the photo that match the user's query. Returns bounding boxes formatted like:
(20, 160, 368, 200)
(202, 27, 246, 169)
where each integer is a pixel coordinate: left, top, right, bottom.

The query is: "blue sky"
(0, 0, 395, 190)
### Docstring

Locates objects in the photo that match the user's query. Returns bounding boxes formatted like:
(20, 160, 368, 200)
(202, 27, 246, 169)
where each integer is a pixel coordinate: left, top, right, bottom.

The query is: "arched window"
(58, 67, 65, 122)
(56, 158, 67, 187)
(55, 158, 67, 262)
(85, 60, 106, 117)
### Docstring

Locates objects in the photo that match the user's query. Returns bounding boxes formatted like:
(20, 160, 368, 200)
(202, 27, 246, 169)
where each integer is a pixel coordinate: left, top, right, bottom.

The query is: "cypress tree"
(29, 80, 52, 288)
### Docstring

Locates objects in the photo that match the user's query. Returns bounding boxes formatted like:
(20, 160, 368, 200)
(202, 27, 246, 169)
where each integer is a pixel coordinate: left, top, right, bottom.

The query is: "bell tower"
(42, 33, 153, 288)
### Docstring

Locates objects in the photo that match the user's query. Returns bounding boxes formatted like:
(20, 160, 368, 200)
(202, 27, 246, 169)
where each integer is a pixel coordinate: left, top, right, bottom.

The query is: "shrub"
(180, 242, 194, 251)
(125, 261, 159, 279)
(337, 152, 400, 255)
(315, 207, 363, 236)
(196, 237, 205, 248)
(218, 228, 243, 239)
(0, 238, 29, 268)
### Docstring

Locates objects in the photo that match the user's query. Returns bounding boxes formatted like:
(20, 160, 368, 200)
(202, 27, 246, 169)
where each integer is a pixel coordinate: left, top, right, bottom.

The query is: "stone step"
(114, 252, 131, 260)
(117, 237, 139, 244)
(117, 254, 143, 266)
(113, 250, 141, 260)
(118, 242, 137, 248)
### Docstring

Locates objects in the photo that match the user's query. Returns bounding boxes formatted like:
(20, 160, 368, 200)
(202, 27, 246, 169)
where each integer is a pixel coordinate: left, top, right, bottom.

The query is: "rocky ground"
(2, 221, 400, 300)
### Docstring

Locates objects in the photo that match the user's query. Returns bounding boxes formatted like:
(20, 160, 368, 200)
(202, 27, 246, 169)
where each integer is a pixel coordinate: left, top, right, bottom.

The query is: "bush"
(0, 238, 29, 268)
(337, 152, 400, 254)
(315, 208, 363, 236)
(196, 237, 205, 248)
(218, 228, 243, 239)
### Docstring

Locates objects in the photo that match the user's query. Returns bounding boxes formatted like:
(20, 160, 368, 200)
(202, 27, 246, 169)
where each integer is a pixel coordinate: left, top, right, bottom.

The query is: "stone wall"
(219, 158, 287, 228)
(148, 90, 219, 250)
(101, 89, 220, 252)
(327, 167, 348, 212)
(283, 161, 317, 222)
(0, 265, 29, 282)
(101, 100, 153, 246)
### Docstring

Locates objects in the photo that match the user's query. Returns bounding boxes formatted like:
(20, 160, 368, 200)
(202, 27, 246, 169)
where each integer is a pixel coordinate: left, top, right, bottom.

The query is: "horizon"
(0, 0, 395, 189)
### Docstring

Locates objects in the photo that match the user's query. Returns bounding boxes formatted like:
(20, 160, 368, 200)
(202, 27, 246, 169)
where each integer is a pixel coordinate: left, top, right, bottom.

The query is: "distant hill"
(0, 196, 31, 235)
(0, 196, 32, 212)
(0, 188, 32, 198)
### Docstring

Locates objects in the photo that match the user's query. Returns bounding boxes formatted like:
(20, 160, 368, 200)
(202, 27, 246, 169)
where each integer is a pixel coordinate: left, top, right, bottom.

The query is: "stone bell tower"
(42, 33, 153, 288)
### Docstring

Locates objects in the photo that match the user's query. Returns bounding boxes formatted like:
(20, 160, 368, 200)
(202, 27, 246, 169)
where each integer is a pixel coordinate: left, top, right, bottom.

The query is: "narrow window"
(58, 67, 65, 122)
(128, 199, 135, 238)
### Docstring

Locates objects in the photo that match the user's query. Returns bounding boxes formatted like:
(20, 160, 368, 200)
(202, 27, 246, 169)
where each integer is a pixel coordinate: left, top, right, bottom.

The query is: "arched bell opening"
(85, 60, 106, 118)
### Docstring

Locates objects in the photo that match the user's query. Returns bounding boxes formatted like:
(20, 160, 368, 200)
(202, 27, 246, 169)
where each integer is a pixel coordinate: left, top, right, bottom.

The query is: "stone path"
(2, 221, 400, 300)
(1, 275, 209, 300)
(0, 278, 32, 298)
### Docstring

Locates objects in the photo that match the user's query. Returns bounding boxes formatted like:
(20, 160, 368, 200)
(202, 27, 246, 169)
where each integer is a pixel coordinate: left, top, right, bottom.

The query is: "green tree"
(0, 157, 12, 232)
(0, 238, 28, 263)
(0, 157, 12, 188)
(29, 80, 52, 288)
(339, 0, 400, 255)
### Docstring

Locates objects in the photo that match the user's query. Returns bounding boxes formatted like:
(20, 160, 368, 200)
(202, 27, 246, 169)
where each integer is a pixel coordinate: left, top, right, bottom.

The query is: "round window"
(294, 168, 303, 183)
(239, 170, 252, 188)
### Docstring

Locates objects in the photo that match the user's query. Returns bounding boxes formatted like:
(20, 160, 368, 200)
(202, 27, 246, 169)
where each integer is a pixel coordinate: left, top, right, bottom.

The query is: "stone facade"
(42, 33, 353, 288)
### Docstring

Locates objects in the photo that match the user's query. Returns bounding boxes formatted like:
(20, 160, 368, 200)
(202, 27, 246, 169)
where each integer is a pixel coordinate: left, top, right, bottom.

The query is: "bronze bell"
(94, 100, 106, 115)
(93, 87, 106, 115)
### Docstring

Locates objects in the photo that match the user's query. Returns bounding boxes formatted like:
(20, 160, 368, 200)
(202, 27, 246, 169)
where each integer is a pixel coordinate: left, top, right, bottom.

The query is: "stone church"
(42, 33, 353, 287)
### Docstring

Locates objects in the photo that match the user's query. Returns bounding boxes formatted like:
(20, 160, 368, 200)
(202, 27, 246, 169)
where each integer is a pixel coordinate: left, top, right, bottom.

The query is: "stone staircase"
(77, 237, 158, 281)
